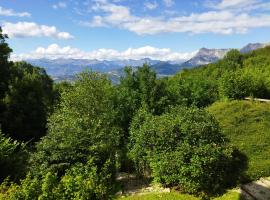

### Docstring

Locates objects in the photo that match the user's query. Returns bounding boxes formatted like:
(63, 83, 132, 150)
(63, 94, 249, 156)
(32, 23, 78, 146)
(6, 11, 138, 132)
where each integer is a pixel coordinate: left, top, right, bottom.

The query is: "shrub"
(129, 106, 247, 195)
(0, 159, 114, 200)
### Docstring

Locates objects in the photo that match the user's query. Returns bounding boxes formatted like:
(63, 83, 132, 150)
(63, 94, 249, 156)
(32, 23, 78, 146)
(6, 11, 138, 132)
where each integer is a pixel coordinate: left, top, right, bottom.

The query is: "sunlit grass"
(208, 100, 270, 180)
(118, 190, 241, 200)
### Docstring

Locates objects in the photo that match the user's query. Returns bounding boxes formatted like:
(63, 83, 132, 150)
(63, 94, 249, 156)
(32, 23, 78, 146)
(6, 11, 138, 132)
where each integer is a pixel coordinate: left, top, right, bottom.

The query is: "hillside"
(208, 100, 270, 180)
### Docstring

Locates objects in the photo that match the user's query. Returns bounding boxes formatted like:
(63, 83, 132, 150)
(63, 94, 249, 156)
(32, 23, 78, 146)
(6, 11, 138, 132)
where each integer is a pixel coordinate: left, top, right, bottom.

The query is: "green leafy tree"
(219, 70, 253, 99)
(167, 74, 218, 107)
(0, 27, 12, 99)
(0, 27, 12, 123)
(114, 64, 168, 170)
(221, 49, 243, 70)
(1, 62, 55, 142)
(30, 72, 121, 184)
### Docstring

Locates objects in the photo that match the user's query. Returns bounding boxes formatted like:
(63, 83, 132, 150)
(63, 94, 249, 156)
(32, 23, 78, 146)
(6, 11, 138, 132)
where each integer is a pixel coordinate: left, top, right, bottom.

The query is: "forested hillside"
(0, 27, 270, 200)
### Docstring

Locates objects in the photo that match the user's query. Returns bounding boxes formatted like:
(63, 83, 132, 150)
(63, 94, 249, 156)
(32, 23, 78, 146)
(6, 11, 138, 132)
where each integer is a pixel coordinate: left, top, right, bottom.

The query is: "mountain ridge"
(26, 42, 269, 81)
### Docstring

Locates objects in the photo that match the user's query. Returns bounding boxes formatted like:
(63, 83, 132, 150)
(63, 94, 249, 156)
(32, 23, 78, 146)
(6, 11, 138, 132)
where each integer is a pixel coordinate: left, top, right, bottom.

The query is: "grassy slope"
(208, 100, 270, 180)
(119, 190, 240, 200)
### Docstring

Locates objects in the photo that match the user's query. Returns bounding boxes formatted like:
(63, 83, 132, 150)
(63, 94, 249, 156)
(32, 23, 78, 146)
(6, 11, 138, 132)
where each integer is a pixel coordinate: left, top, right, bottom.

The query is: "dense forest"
(0, 27, 270, 199)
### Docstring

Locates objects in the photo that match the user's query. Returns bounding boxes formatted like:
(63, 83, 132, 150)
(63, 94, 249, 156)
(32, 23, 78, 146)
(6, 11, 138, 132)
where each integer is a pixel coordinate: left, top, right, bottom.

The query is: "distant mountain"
(27, 58, 160, 78)
(240, 43, 269, 53)
(150, 62, 183, 76)
(182, 48, 230, 67)
(26, 42, 269, 82)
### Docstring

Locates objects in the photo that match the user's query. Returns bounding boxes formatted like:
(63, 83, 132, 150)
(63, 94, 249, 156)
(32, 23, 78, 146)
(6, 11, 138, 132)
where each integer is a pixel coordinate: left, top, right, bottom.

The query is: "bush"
(129, 106, 247, 195)
(0, 159, 115, 200)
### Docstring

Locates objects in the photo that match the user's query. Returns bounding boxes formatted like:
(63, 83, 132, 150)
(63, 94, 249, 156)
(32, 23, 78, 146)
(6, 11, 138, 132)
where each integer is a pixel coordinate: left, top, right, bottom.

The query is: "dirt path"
(116, 173, 170, 196)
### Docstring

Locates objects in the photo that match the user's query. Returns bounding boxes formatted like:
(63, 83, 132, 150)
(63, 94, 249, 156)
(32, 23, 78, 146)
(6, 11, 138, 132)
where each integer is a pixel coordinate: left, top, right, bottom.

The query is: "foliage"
(218, 70, 253, 99)
(221, 49, 243, 70)
(170, 47, 270, 101)
(115, 65, 168, 130)
(0, 159, 115, 200)
(0, 27, 12, 100)
(167, 74, 218, 107)
(28, 72, 121, 196)
(53, 81, 73, 107)
(208, 100, 270, 180)
(0, 129, 28, 182)
(113, 65, 168, 170)
(0, 62, 55, 142)
(129, 106, 247, 195)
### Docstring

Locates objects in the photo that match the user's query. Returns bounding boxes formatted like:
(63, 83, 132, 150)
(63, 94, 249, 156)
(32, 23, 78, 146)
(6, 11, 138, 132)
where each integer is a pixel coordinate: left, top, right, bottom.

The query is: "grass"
(207, 100, 270, 180)
(118, 190, 241, 200)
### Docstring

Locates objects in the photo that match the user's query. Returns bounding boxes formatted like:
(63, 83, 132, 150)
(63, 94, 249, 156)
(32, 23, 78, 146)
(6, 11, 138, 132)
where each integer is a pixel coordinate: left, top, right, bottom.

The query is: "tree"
(221, 49, 243, 70)
(0, 27, 12, 123)
(113, 64, 168, 170)
(0, 62, 55, 142)
(30, 72, 121, 179)
(129, 106, 247, 195)
(167, 74, 218, 107)
(0, 27, 12, 99)
(218, 70, 253, 100)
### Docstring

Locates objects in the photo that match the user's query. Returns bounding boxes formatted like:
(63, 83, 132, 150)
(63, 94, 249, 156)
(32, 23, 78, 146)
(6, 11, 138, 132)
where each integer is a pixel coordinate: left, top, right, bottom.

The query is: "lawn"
(118, 190, 241, 200)
(208, 100, 270, 180)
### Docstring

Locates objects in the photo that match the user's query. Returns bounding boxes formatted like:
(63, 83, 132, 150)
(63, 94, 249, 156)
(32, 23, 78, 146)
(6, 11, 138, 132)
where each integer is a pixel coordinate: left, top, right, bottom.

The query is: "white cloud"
(144, 2, 158, 10)
(211, 0, 256, 9)
(2, 22, 74, 39)
(163, 0, 174, 7)
(0, 6, 31, 17)
(81, 1, 270, 35)
(11, 44, 197, 61)
(208, 0, 270, 11)
(52, 2, 67, 9)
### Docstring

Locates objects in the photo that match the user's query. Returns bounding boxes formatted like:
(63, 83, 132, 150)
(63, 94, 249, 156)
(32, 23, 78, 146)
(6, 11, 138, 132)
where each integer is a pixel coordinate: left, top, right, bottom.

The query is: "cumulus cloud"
(81, 0, 270, 35)
(144, 2, 158, 10)
(2, 22, 74, 39)
(0, 6, 31, 17)
(52, 2, 67, 9)
(11, 44, 197, 61)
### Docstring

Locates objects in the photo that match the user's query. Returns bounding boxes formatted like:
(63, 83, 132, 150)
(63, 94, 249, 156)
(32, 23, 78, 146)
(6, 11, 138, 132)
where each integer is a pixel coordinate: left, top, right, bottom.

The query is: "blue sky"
(1, 0, 270, 61)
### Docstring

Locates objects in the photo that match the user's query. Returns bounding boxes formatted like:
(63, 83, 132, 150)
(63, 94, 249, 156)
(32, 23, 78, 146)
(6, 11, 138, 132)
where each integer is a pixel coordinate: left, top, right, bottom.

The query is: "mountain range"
(26, 42, 269, 82)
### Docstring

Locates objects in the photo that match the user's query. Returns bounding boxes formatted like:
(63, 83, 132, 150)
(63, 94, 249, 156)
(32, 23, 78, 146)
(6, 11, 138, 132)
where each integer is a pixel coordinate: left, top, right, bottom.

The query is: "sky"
(0, 0, 270, 61)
